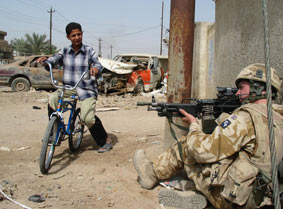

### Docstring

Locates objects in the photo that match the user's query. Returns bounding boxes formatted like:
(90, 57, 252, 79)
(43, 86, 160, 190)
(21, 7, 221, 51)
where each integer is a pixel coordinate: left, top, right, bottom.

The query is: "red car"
(98, 54, 168, 94)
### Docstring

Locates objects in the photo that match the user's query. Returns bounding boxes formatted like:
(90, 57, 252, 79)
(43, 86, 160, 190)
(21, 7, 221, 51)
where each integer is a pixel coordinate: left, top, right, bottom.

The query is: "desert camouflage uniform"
(152, 103, 283, 209)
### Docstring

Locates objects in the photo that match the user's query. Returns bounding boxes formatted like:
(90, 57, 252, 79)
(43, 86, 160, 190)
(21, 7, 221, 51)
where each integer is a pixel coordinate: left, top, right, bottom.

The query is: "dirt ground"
(0, 87, 169, 209)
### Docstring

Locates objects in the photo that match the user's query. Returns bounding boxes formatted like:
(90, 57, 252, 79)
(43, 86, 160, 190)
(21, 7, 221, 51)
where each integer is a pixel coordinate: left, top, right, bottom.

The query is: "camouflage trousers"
(152, 136, 257, 209)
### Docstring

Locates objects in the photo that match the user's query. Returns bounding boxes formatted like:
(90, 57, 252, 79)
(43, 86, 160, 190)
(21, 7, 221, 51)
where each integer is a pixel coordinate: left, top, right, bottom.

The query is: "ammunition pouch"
(252, 161, 283, 207)
(252, 170, 272, 206)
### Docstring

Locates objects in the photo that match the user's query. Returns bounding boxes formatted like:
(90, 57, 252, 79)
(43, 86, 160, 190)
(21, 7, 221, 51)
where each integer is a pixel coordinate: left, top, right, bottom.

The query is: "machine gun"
(137, 87, 241, 134)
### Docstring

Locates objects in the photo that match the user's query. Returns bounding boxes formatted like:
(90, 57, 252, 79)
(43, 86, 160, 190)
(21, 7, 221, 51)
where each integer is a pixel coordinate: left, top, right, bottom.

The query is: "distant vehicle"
(98, 54, 168, 94)
(0, 55, 62, 92)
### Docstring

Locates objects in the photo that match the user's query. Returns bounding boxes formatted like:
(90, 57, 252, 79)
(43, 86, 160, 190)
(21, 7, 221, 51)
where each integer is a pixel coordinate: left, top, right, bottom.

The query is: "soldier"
(134, 63, 283, 209)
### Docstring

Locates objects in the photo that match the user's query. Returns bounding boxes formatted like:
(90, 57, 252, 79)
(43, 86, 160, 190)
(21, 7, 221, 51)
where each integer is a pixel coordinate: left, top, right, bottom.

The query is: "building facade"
(0, 31, 13, 63)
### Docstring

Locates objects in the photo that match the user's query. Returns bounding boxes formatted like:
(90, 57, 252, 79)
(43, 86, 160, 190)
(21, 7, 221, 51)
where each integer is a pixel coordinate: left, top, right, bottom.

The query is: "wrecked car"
(98, 54, 168, 94)
(0, 55, 62, 92)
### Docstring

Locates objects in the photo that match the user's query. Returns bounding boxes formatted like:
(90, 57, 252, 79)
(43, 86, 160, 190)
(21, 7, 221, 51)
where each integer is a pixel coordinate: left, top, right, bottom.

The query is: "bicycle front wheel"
(68, 108, 85, 152)
(40, 116, 59, 174)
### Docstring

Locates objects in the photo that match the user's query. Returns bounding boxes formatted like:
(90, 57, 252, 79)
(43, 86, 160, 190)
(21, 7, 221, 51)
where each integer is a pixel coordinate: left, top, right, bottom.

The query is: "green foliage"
(42, 44, 58, 55)
(11, 38, 29, 56)
(11, 33, 58, 56)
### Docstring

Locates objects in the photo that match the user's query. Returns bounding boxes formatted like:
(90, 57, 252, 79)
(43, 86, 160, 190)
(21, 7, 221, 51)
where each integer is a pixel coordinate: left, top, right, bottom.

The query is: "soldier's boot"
(133, 149, 158, 190)
(159, 189, 207, 209)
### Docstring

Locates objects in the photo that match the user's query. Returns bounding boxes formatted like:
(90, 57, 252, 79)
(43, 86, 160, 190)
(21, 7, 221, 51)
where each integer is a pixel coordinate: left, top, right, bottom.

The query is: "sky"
(0, 0, 215, 58)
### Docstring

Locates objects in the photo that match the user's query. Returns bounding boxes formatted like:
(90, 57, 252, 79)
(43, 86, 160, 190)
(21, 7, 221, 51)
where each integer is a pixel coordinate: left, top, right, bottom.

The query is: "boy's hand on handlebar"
(36, 56, 48, 65)
(90, 67, 99, 76)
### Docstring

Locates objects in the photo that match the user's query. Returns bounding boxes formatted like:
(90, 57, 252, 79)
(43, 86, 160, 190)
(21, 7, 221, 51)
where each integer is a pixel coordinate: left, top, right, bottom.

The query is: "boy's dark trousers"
(89, 115, 108, 147)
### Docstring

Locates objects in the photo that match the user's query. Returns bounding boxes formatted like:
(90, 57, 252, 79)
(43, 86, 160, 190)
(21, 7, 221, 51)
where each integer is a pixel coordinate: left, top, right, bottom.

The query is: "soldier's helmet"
(235, 63, 281, 94)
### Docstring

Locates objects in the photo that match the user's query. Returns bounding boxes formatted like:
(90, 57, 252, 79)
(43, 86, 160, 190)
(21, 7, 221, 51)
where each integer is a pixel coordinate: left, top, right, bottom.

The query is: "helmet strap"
(242, 80, 266, 104)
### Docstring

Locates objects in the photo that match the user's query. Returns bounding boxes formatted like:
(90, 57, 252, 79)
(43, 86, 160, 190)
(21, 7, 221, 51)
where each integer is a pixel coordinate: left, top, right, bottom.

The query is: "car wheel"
(11, 77, 31, 92)
(134, 78, 144, 95)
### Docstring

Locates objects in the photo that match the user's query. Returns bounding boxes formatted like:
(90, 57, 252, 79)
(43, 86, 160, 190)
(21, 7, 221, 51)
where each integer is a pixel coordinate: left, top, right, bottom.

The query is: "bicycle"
(39, 62, 87, 174)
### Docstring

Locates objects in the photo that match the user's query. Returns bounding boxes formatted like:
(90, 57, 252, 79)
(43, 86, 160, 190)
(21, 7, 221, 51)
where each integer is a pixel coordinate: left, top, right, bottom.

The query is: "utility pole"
(98, 38, 102, 57)
(160, 0, 164, 55)
(164, 0, 195, 149)
(48, 7, 55, 55)
(110, 45, 113, 59)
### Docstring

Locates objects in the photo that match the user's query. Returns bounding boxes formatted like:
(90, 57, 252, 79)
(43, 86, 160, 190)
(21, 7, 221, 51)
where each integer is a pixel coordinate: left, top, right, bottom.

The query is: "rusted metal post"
(164, 0, 195, 149)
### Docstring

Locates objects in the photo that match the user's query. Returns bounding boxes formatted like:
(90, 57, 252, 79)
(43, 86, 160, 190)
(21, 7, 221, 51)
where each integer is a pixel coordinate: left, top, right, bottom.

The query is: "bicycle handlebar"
(45, 61, 88, 91)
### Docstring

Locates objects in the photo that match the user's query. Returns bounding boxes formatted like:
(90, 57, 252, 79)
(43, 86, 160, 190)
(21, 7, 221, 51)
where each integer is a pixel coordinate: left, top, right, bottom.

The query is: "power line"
(52, 28, 65, 35)
(16, 0, 47, 11)
(84, 41, 98, 48)
(0, 11, 47, 27)
(28, 0, 51, 8)
(0, 7, 45, 21)
(55, 10, 70, 23)
(14, 0, 69, 25)
(99, 25, 160, 38)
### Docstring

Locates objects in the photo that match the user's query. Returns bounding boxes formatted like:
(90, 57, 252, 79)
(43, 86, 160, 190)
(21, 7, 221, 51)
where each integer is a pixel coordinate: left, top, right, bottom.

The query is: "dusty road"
(0, 87, 168, 209)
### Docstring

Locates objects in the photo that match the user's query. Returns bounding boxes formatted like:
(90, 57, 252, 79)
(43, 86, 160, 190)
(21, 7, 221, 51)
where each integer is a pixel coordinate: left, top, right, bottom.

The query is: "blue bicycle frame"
(51, 93, 78, 146)
(45, 61, 87, 147)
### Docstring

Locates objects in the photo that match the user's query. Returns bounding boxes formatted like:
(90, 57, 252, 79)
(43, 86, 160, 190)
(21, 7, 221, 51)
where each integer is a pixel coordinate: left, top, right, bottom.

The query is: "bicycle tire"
(68, 108, 84, 152)
(39, 116, 59, 174)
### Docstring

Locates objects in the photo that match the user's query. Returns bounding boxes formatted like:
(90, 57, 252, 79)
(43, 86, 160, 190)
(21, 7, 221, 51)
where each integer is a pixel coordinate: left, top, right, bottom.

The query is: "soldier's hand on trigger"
(90, 67, 99, 77)
(36, 56, 48, 65)
(179, 109, 197, 124)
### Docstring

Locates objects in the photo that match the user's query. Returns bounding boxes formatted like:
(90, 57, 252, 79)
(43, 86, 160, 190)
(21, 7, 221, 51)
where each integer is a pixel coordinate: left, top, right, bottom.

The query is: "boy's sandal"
(97, 143, 112, 153)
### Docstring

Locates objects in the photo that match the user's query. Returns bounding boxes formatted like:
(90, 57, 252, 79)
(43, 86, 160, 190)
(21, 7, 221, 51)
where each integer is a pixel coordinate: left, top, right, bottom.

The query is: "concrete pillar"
(214, 0, 283, 102)
(192, 22, 216, 99)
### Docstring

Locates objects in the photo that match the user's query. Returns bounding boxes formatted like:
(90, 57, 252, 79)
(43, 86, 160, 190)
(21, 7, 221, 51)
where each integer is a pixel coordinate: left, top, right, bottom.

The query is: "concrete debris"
(0, 146, 10, 151)
(151, 141, 161, 144)
(0, 180, 17, 198)
(0, 146, 32, 151)
(13, 146, 31, 151)
(96, 107, 119, 112)
(136, 137, 147, 143)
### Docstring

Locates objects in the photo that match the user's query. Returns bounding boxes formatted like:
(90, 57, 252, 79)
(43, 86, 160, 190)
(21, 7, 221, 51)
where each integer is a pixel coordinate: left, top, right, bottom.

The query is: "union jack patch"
(221, 119, 231, 129)
(231, 115, 237, 120)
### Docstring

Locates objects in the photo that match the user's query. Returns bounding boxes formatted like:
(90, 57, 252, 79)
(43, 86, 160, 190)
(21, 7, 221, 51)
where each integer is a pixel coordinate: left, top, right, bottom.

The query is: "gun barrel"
(137, 102, 152, 106)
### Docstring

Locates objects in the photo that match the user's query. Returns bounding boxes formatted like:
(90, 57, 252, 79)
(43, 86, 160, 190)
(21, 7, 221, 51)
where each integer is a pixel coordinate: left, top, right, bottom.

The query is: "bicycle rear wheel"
(68, 108, 85, 152)
(39, 116, 60, 174)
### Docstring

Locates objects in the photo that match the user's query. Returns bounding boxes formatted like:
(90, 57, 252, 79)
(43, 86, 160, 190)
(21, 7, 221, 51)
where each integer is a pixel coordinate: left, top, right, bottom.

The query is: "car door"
(149, 56, 161, 89)
(28, 56, 62, 89)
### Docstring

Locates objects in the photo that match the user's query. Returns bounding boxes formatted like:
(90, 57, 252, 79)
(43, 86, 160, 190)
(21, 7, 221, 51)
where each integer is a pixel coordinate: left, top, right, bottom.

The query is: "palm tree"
(11, 38, 29, 56)
(11, 33, 58, 56)
(42, 44, 58, 55)
(25, 33, 49, 55)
